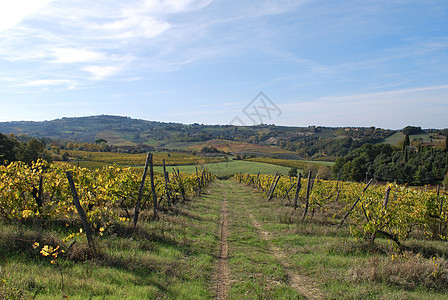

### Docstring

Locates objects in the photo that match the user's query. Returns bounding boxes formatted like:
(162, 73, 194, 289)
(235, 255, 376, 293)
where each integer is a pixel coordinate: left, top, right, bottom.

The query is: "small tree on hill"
(288, 167, 298, 177)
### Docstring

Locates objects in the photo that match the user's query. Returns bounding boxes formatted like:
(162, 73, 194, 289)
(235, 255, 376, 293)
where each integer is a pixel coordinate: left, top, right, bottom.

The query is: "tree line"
(333, 139, 448, 185)
(0, 133, 52, 165)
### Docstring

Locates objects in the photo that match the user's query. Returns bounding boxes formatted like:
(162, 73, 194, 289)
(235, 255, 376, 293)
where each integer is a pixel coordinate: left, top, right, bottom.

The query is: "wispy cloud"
(50, 48, 106, 64)
(82, 66, 122, 81)
(0, 0, 53, 32)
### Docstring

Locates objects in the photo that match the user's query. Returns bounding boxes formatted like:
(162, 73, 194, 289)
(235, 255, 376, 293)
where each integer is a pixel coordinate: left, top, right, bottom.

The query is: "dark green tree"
(288, 166, 298, 177)
(0, 133, 18, 165)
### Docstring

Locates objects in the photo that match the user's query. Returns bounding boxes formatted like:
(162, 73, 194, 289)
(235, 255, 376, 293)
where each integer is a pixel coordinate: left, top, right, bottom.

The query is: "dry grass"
(349, 252, 448, 291)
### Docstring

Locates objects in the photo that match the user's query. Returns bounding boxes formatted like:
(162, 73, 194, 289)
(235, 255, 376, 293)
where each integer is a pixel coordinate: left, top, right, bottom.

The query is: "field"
(153, 160, 290, 177)
(62, 150, 292, 176)
(65, 150, 226, 166)
(383, 132, 435, 145)
(186, 139, 301, 158)
(247, 157, 334, 168)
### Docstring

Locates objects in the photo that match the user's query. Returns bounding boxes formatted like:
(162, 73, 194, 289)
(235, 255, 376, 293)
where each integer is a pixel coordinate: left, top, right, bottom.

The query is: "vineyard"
(233, 172, 448, 248)
(1, 159, 448, 298)
(65, 150, 226, 167)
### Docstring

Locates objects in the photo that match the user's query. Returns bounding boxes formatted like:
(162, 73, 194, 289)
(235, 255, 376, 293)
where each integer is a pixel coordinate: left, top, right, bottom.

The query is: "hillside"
(2, 114, 444, 160)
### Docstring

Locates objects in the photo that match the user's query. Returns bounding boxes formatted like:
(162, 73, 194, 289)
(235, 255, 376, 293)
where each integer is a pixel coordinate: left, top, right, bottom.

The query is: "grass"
(247, 157, 334, 169)
(61, 158, 291, 176)
(383, 132, 435, 146)
(154, 160, 291, 177)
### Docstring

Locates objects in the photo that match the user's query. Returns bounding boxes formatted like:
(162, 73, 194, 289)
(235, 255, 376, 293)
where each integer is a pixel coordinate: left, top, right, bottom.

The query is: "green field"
(154, 160, 290, 176)
(383, 132, 434, 145)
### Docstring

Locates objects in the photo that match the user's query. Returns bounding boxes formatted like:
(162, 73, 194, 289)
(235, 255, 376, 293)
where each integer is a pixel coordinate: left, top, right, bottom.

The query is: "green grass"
(154, 160, 291, 177)
(383, 132, 434, 145)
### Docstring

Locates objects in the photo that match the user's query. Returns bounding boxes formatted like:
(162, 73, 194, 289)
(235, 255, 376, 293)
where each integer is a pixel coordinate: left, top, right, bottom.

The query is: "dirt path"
(216, 189, 229, 300)
(209, 180, 325, 299)
(250, 214, 325, 299)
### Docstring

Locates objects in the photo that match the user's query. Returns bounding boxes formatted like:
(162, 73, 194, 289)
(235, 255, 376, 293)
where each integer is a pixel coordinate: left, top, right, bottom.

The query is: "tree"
(0, 133, 18, 165)
(288, 167, 298, 177)
(403, 126, 422, 135)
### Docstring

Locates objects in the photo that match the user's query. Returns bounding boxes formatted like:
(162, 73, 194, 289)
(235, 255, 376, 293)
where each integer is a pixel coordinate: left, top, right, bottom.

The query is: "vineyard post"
(162, 159, 172, 206)
(266, 172, 279, 198)
(255, 172, 260, 188)
(65, 171, 96, 255)
(293, 173, 302, 210)
(149, 153, 158, 220)
(196, 167, 201, 196)
(282, 182, 296, 202)
(302, 171, 313, 220)
(438, 185, 443, 233)
(338, 178, 374, 229)
(268, 175, 281, 201)
(32, 175, 44, 210)
(173, 168, 187, 201)
(38, 175, 43, 207)
(370, 186, 391, 244)
(133, 153, 151, 226)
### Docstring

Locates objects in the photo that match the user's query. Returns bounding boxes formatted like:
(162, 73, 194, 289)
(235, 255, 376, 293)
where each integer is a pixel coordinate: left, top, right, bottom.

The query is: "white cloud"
(82, 66, 122, 80)
(102, 15, 170, 39)
(51, 48, 105, 63)
(319, 85, 448, 103)
(0, 0, 53, 32)
(17, 79, 78, 90)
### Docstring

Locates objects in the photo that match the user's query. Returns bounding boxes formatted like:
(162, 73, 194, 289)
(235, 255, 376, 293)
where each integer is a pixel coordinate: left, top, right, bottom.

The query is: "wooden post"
(282, 182, 296, 202)
(382, 186, 391, 209)
(133, 153, 151, 226)
(196, 167, 201, 196)
(268, 175, 281, 201)
(66, 171, 96, 255)
(266, 172, 278, 198)
(149, 154, 157, 220)
(163, 159, 172, 206)
(293, 173, 302, 210)
(173, 169, 187, 202)
(338, 179, 374, 229)
(302, 171, 313, 220)
(38, 175, 43, 207)
(438, 185, 443, 234)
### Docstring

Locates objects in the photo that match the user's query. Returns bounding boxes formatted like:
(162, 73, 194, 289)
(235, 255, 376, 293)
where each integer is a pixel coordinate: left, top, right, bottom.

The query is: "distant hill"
(2, 115, 443, 160)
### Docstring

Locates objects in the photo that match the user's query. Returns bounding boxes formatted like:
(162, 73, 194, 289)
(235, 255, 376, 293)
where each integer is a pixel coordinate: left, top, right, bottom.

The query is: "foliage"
(0, 160, 214, 224)
(333, 143, 448, 184)
(0, 133, 52, 165)
(233, 173, 448, 249)
(403, 126, 423, 136)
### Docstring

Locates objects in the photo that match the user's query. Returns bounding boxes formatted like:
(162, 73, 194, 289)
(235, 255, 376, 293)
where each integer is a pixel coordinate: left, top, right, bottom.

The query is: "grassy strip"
(210, 181, 304, 299)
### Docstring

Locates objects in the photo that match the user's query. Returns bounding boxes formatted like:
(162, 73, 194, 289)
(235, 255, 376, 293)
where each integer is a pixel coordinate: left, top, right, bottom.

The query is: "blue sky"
(0, 0, 447, 129)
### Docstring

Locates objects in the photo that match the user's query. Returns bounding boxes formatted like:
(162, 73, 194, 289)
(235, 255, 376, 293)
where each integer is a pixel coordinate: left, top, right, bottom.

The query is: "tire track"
(250, 214, 325, 300)
(216, 190, 229, 300)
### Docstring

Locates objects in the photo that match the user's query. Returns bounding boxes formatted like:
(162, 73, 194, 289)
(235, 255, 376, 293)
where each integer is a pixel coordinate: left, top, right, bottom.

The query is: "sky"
(0, 0, 447, 129)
